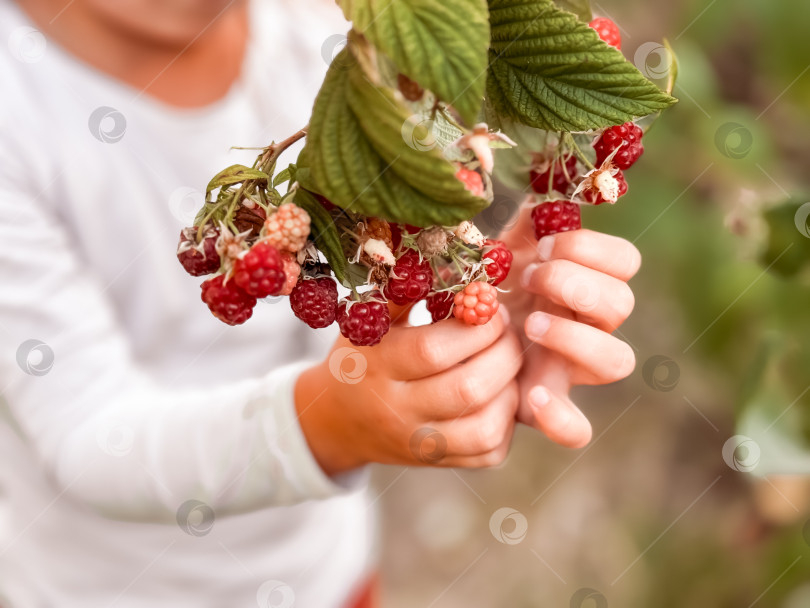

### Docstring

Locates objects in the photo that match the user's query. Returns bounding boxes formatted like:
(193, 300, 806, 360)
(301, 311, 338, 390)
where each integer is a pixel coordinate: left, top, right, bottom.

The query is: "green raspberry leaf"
(340, 0, 489, 125)
(301, 48, 488, 227)
(553, 0, 592, 22)
(205, 165, 268, 196)
(486, 0, 677, 132)
(293, 188, 349, 286)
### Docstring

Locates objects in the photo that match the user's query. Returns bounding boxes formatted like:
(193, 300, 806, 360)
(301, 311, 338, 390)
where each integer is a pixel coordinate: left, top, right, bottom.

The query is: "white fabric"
(0, 1, 374, 606)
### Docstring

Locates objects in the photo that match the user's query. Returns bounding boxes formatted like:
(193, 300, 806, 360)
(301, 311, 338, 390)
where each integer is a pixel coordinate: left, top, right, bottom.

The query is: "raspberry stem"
(562, 133, 595, 171)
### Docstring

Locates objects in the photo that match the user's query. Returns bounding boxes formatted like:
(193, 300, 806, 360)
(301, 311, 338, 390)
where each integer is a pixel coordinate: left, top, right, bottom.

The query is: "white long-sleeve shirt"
(0, 2, 375, 606)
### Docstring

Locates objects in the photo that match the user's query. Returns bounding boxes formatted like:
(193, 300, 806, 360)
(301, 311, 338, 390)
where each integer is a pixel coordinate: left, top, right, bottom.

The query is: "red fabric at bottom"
(345, 572, 380, 608)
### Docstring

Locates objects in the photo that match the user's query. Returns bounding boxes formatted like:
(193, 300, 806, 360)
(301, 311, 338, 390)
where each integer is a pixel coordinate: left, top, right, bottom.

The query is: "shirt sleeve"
(0, 158, 357, 524)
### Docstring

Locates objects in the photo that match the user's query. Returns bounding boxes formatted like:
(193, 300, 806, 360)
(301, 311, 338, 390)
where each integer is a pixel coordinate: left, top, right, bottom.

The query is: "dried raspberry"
(426, 291, 455, 323)
(177, 226, 220, 277)
(531, 201, 582, 240)
(201, 275, 256, 326)
(482, 239, 513, 286)
(384, 250, 433, 305)
(290, 277, 338, 329)
(453, 282, 499, 326)
(415, 226, 450, 257)
(530, 155, 578, 195)
(363, 218, 393, 248)
(232, 242, 286, 298)
(397, 73, 424, 102)
(233, 204, 266, 236)
(594, 122, 644, 170)
(263, 203, 311, 252)
(455, 164, 485, 198)
(583, 170, 628, 205)
(337, 293, 391, 347)
(278, 252, 301, 296)
(589, 17, 621, 50)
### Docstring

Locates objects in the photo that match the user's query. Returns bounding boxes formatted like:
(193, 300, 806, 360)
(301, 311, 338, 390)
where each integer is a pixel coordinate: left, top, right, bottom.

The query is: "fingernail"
(537, 235, 555, 261)
(499, 305, 510, 326)
(526, 312, 551, 340)
(529, 386, 550, 408)
(521, 263, 539, 289)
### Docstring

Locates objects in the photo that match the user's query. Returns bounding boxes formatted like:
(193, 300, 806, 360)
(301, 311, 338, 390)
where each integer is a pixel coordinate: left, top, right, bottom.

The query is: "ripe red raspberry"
(201, 274, 256, 326)
(290, 277, 338, 329)
(530, 155, 578, 195)
(426, 291, 455, 323)
(589, 17, 621, 50)
(594, 122, 644, 170)
(455, 164, 485, 198)
(531, 201, 582, 240)
(278, 252, 301, 296)
(453, 282, 499, 326)
(263, 203, 311, 252)
(383, 250, 433, 305)
(232, 242, 286, 298)
(337, 293, 391, 346)
(583, 170, 628, 205)
(482, 239, 513, 286)
(177, 226, 220, 277)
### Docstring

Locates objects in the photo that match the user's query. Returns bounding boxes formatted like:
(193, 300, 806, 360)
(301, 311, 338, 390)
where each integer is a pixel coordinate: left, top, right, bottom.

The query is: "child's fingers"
(521, 259, 635, 332)
(381, 309, 508, 380)
(407, 330, 523, 419)
(429, 380, 519, 464)
(524, 312, 636, 385)
(524, 385, 592, 448)
(535, 229, 641, 281)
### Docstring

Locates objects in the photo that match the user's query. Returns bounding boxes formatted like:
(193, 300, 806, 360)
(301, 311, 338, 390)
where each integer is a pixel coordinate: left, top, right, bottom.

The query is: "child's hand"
(295, 309, 523, 475)
(498, 206, 641, 448)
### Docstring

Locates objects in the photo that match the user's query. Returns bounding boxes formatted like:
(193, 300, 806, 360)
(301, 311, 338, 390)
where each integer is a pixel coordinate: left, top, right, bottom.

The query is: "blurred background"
(376, 0, 810, 605)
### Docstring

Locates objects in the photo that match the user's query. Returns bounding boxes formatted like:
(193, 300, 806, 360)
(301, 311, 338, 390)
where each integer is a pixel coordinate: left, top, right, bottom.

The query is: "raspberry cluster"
(528, 18, 646, 242)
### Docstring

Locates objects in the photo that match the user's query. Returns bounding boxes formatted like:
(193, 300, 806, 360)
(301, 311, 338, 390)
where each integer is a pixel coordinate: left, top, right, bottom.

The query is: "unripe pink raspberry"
(453, 282, 499, 326)
(263, 203, 311, 252)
